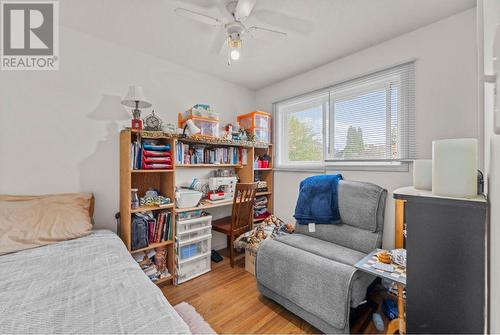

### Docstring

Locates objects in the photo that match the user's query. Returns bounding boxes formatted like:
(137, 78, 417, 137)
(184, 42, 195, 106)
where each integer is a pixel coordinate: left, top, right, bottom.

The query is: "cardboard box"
(245, 249, 256, 276)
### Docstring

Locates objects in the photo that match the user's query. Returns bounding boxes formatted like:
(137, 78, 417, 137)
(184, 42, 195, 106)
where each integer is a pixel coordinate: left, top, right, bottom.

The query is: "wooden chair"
(212, 183, 257, 267)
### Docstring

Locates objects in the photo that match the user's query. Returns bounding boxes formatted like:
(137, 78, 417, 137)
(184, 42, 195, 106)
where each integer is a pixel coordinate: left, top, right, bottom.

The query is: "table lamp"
(121, 86, 152, 129)
(182, 119, 201, 137)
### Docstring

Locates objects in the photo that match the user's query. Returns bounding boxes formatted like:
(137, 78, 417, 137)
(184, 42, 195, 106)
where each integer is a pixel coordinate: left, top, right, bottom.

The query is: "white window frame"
(273, 61, 415, 172)
(275, 90, 329, 170)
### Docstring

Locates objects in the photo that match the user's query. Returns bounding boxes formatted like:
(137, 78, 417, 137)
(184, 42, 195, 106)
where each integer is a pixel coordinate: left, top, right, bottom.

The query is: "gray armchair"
(256, 180, 387, 334)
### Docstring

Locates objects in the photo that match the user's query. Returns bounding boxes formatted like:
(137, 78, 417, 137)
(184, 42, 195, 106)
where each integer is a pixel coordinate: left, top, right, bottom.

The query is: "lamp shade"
(432, 138, 478, 198)
(121, 85, 152, 108)
(186, 119, 201, 135)
(413, 159, 432, 190)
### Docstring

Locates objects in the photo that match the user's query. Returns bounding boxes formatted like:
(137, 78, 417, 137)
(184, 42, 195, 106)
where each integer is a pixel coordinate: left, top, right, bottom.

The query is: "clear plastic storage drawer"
(177, 255, 211, 284)
(176, 215, 212, 233)
(177, 226, 211, 243)
(178, 237, 210, 261)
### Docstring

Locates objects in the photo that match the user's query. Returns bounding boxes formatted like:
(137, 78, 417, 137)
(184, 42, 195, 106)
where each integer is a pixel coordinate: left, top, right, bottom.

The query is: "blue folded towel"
(294, 174, 343, 225)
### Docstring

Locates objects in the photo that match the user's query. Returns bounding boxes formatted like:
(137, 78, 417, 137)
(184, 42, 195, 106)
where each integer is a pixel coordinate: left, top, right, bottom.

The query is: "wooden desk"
(176, 199, 233, 213)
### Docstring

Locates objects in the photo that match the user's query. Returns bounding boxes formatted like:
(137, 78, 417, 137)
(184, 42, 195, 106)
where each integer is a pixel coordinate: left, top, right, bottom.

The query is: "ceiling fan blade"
(174, 8, 223, 26)
(251, 9, 314, 35)
(234, 0, 256, 21)
(215, 0, 235, 22)
(248, 26, 287, 39)
(211, 27, 228, 55)
(175, 0, 215, 9)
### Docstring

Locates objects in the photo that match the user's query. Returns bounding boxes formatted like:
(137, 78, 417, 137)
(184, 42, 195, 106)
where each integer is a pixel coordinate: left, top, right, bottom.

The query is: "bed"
(0, 230, 191, 334)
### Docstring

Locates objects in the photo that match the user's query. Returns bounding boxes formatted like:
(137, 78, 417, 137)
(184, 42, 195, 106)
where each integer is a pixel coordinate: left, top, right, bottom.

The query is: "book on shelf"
(175, 142, 247, 165)
(130, 140, 142, 170)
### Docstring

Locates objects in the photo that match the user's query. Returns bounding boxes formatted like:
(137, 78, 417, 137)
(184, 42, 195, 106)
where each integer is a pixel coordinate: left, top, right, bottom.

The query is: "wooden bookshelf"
(120, 129, 176, 287)
(120, 128, 274, 286)
(253, 145, 274, 221)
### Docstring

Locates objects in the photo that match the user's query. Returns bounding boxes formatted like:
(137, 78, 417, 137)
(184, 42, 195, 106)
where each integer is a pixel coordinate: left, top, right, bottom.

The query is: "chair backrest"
(295, 180, 387, 253)
(230, 183, 257, 236)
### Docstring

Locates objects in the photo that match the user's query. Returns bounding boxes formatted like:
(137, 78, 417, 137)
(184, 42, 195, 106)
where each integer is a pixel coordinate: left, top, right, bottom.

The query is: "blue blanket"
(293, 174, 342, 225)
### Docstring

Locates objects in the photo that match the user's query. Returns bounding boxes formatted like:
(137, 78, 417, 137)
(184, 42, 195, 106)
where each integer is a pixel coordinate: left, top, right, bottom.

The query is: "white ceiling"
(61, 0, 476, 89)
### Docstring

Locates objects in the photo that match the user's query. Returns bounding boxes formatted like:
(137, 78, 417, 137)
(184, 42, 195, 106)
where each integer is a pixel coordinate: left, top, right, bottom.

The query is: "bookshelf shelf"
(131, 169, 174, 173)
(152, 274, 174, 286)
(254, 168, 272, 171)
(120, 128, 274, 286)
(130, 203, 174, 213)
(175, 199, 234, 213)
(130, 240, 175, 254)
(177, 164, 243, 168)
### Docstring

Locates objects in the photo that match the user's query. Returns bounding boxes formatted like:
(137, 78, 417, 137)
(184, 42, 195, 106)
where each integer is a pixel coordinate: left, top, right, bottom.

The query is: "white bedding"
(0, 230, 191, 334)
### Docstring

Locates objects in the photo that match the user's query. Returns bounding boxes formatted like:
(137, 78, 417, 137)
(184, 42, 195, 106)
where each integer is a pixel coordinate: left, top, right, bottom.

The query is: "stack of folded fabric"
(142, 141, 172, 169)
(254, 195, 270, 220)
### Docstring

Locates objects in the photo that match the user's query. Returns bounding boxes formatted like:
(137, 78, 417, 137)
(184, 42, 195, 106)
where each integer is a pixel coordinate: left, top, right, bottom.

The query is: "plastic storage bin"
(176, 189, 202, 209)
(177, 254, 211, 284)
(254, 128, 271, 143)
(177, 226, 211, 243)
(175, 215, 212, 284)
(237, 111, 271, 129)
(180, 107, 219, 122)
(237, 111, 272, 143)
(178, 237, 210, 260)
(176, 216, 212, 233)
(177, 210, 203, 221)
(178, 114, 220, 138)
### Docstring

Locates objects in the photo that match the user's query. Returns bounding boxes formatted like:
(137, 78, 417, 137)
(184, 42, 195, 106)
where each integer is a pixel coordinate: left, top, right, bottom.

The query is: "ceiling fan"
(174, 0, 291, 64)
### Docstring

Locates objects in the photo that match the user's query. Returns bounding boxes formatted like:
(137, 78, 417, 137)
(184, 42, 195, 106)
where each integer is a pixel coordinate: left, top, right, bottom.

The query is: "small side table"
(354, 249, 406, 335)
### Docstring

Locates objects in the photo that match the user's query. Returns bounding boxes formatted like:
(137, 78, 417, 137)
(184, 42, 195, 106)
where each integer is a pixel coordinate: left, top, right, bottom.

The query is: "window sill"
(275, 161, 410, 173)
(325, 161, 410, 172)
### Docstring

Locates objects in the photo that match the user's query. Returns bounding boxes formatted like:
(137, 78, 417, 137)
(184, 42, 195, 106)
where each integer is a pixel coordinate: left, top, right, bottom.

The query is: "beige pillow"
(0, 193, 93, 255)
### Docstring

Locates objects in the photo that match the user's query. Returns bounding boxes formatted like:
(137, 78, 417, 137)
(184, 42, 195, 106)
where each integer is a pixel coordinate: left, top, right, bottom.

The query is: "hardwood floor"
(162, 249, 387, 334)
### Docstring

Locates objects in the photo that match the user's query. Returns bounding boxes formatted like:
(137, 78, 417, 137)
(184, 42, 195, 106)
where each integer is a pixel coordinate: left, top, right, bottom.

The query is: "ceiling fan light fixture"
(230, 49, 240, 60)
(227, 35, 242, 49)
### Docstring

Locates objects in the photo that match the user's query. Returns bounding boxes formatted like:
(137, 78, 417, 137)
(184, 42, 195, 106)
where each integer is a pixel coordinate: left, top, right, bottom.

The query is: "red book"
(147, 219, 156, 243)
(155, 213, 164, 243)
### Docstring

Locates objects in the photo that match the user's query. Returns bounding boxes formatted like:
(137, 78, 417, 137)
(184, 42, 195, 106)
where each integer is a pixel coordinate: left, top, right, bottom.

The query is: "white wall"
(479, 0, 500, 332)
(0, 26, 255, 237)
(256, 9, 478, 249)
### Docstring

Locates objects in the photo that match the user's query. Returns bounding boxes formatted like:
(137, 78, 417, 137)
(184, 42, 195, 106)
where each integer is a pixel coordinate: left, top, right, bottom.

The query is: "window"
(275, 91, 328, 167)
(274, 62, 415, 170)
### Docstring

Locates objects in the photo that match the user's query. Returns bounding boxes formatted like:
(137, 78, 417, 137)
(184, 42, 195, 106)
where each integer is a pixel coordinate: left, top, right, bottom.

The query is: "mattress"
(0, 230, 191, 334)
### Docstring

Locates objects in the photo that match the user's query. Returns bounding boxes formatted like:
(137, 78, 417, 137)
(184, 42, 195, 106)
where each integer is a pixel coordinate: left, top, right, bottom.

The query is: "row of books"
(149, 211, 173, 243)
(134, 210, 173, 243)
(175, 142, 248, 165)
